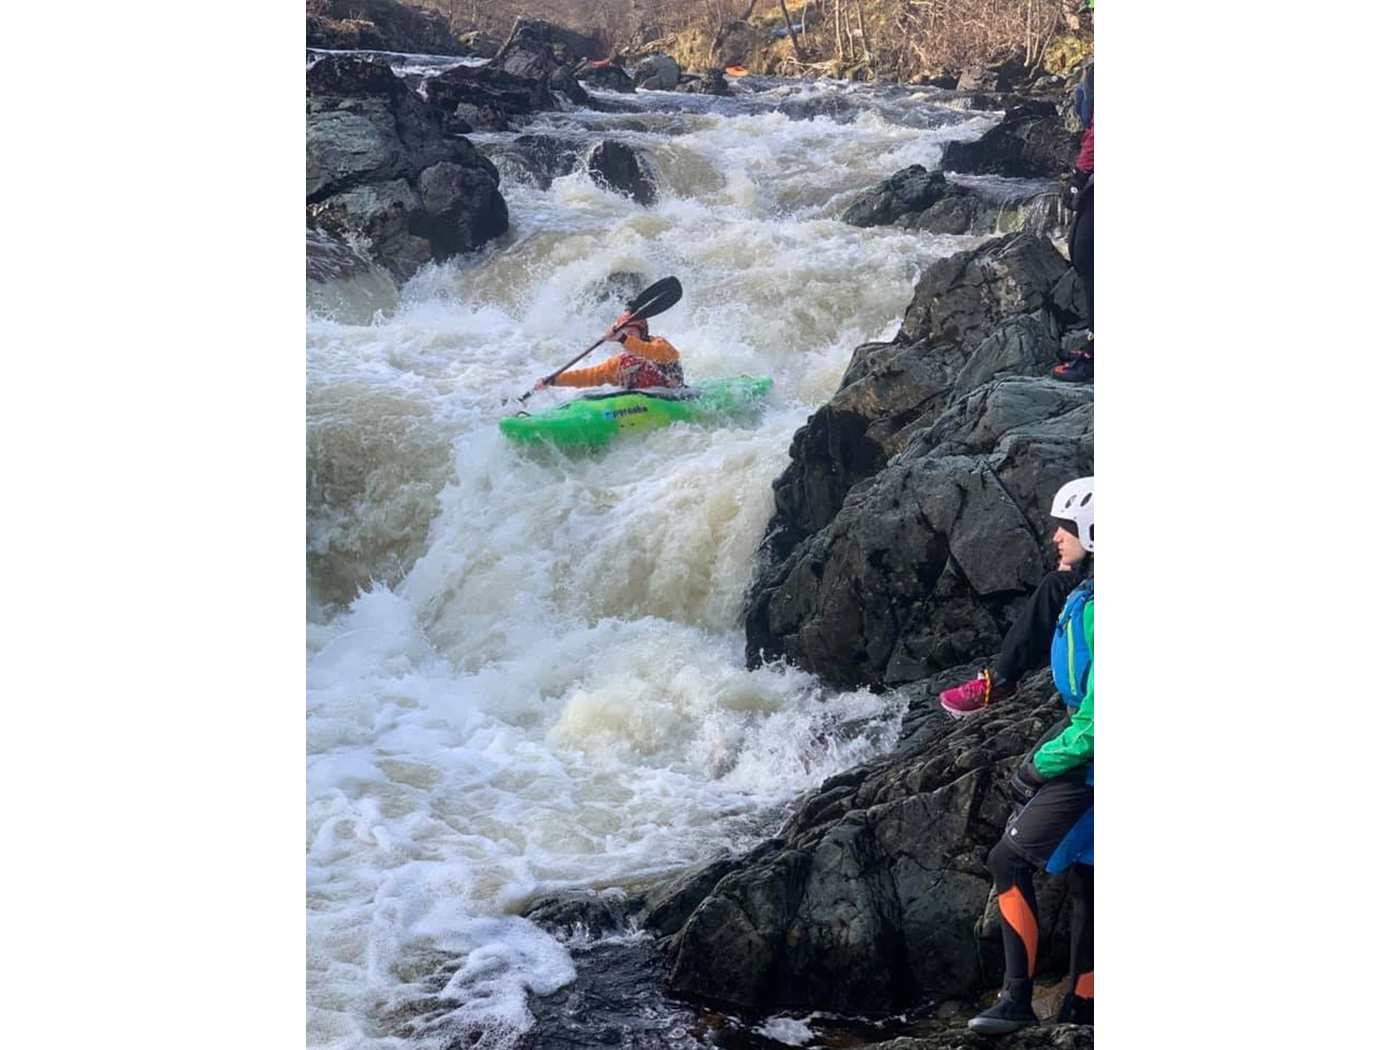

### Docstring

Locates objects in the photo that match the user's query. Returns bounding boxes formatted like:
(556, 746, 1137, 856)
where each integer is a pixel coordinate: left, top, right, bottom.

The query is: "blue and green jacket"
(1033, 579, 1094, 782)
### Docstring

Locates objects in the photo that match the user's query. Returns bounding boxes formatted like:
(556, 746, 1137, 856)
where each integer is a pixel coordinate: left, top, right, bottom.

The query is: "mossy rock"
(1041, 35, 1093, 78)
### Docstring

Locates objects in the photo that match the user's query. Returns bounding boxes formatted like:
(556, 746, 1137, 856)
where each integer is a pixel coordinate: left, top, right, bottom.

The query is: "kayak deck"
(499, 376, 773, 447)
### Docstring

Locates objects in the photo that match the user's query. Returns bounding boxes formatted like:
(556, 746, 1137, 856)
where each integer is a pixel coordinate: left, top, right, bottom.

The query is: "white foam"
(757, 1015, 818, 1046)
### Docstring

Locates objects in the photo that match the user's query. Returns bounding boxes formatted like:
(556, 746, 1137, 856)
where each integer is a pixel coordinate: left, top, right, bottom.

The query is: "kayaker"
(939, 477, 1093, 717)
(967, 476, 1095, 1035)
(533, 315, 685, 391)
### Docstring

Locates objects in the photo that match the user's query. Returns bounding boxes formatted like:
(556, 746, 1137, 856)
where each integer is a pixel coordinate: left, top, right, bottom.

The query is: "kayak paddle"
(514, 276, 684, 405)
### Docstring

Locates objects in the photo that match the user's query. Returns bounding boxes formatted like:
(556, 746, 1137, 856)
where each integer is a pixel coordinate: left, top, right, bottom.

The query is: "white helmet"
(1050, 476, 1094, 552)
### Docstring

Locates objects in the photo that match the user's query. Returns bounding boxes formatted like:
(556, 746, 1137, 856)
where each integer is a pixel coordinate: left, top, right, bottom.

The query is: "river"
(307, 51, 1041, 1050)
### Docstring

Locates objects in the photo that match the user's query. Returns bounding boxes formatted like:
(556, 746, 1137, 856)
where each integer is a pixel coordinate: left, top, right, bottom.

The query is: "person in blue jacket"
(969, 476, 1095, 1034)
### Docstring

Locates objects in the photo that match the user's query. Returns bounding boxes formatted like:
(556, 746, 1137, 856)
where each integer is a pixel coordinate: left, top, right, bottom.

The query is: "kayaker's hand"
(533, 377, 550, 391)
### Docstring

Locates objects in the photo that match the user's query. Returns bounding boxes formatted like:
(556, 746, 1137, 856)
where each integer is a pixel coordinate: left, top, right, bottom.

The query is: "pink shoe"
(940, 670, 1013, 718)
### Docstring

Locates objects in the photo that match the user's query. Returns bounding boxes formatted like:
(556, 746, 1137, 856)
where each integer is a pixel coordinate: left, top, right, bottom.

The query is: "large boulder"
(306, 55, 507, 282)
(940, 101, 1079, 179)
(659, 667, 1088, 1013)
(422, 63, 556, 133)
(751, 234, 1082, 577)
(636, 53, 682, 91)
(575, 58, 635, 92)
(842, 165, 971, 228)
(489, 17, 594, 101)
(840, 165, 1062, 238)
(746, 377, 1093, 688)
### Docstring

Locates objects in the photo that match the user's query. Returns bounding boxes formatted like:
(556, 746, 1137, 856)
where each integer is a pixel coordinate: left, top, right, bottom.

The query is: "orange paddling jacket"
(553, 334, 685, 389)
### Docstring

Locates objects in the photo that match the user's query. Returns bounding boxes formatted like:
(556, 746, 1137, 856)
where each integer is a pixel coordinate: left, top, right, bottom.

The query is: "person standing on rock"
(939, 478, 1093, 717)
(533, 315, 685, 391)
(968, 476, 1095, 1035)
(1052, 0, 1095, 383)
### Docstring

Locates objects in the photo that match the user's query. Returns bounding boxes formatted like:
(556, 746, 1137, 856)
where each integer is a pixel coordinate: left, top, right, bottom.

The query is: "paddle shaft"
(519, 333, 612, 404)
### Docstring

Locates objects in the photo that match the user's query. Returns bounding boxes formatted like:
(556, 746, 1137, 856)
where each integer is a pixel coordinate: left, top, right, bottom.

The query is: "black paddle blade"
(626, 275, 682, 321)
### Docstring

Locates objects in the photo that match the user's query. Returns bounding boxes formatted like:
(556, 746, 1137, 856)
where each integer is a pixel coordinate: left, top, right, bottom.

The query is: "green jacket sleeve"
(1033, 598, 1094, 779)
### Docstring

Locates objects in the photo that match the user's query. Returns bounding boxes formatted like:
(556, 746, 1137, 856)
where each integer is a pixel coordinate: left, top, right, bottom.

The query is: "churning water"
(307, 70, 1008, 1049)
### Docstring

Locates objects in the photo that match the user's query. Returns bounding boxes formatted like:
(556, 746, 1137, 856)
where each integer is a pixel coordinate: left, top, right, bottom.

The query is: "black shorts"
(1005, 778, 1094, 869)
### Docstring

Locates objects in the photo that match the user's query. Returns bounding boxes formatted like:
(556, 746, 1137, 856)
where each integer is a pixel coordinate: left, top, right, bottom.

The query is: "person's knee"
(989, 837, 1028, 889)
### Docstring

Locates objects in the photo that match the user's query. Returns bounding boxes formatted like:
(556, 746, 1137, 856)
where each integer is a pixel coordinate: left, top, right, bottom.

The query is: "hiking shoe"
(1051, 350, 1094, 383)
(969, 979, 1039, 1035)
(940, 670, 1014, 718)
(1055, 993, 1094, 1025)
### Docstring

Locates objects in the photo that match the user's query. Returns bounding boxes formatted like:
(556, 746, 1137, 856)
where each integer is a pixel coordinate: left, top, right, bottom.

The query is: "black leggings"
(1069, 186, 1094, 335)
(989, 840, 1093, 997)
(992, 570, 1081, 688)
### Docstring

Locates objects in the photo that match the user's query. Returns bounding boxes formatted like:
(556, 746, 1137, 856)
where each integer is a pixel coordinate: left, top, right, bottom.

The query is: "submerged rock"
(676, 69, 731, 96)
(586, 140, 659, 205)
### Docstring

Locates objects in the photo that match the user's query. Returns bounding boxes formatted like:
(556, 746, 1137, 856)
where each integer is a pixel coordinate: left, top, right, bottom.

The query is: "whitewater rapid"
(307, 71, 1004, 1049)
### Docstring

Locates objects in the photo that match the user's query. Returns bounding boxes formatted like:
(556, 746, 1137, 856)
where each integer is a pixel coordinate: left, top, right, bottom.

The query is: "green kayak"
(499, 376, 774, 447)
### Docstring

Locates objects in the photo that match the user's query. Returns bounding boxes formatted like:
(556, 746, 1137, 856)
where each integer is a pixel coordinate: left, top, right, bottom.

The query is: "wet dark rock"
(898, 232, 1073, 346)
(523, 889, 637, 940)
(485, 133, 585, 189)
(746, 376, 1092, 689)
(902, 196, 979, 235)
(306, 0, 465, 55)
(576, 59, 635, 93)
(491, 18, 599, 78)
(586, 141, 659, 205)
(550, 66, 591, 105)
(676, 70, 732, 96)
(750, 234, 1081, 578)
(636, 53, 681, 91)
(661, 668, 1084, 1014)
(422, 19, 595, 132)
(941, 102, 1078, 179)
(306, 224, 372, 284)
(518, 938, 700, 1050)
(776, 93, 866, 124)
(424, 63, 557, 132)
(860, 1026, 1096, 1050)
(842, 166, 972, 228)
(305, 55, 507, 282)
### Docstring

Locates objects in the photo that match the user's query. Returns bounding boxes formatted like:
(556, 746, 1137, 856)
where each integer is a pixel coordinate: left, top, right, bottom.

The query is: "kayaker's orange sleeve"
(552, 336, 681, 387)
(553, 356, 626, 387)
